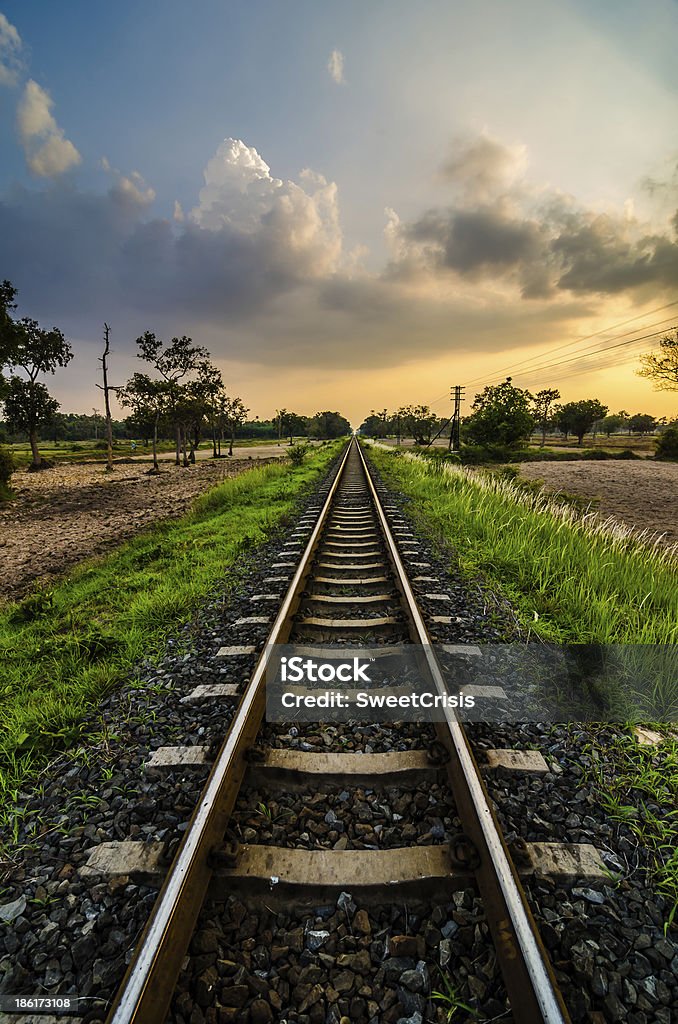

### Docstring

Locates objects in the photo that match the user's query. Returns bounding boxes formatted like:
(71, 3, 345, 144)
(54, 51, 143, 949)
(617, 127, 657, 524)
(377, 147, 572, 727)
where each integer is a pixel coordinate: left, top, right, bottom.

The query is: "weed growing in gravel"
(0, 443, 343, 819)
(577, 730, 678, 930)
(366, 443, 677, 644)
(432, 971, 478, 1019)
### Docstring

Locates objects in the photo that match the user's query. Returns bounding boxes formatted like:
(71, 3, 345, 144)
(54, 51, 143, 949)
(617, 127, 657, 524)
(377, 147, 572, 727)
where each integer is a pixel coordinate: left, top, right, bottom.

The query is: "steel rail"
(106, 440, 354, 1024)
(107, 437, 570, 1024)
(356, 439, 571, 1024)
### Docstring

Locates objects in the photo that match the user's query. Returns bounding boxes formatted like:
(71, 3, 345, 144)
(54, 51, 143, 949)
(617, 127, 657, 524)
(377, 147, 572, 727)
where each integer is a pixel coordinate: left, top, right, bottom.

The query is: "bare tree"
(95, 323, 120, 471)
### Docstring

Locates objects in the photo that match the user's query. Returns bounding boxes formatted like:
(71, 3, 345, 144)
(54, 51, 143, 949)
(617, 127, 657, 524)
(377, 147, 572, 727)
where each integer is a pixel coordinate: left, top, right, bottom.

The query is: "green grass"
(0, 442, 342, 812)
(366, 443, 677, 645)
(572, 727, 678, 930)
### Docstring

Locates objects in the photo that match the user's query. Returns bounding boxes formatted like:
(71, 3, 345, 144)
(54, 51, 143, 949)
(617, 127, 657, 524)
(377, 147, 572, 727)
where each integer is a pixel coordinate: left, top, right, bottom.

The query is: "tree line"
(360, 380, 675, 453)
(0, 280, 351, 477)
(361, 329, 678, 453)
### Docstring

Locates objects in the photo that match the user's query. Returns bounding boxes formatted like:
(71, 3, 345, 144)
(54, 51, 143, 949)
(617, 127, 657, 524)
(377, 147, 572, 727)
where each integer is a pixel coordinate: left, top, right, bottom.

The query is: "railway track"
(84, 438, 591, 1023)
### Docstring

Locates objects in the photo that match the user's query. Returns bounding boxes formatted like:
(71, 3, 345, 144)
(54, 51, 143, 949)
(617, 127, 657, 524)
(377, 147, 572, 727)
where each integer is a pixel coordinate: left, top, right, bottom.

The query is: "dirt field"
(0, 458, 273, 603)
(517, 460, 678, 549)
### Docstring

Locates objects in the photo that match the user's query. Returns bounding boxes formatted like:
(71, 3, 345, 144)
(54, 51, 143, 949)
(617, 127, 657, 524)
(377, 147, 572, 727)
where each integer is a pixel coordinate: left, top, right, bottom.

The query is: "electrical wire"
(460, 301, 678, 388)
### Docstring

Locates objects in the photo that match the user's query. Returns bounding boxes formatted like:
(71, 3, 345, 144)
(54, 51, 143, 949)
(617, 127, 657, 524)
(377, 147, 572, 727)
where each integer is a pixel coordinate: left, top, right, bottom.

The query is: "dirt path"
(0, 459, 272, 603)
(517, 460, 678, 549)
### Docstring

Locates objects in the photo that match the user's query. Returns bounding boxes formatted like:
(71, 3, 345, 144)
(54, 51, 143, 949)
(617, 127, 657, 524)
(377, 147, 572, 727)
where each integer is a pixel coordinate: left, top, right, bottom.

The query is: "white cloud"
(173, 199, 184, 222)
(190, 138, 342, 276)
(0, 12, 22, 87)
(327, 48, 345, 85)
(17, 79, 81, 177)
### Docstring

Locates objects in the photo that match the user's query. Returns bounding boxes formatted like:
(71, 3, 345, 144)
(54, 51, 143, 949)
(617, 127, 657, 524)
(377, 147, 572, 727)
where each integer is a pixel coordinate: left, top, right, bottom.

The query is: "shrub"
(656, 424, 678, 459)
(616, 449, 641, 460)
(287, 443, 309, 466)
(459, 443, 519, 464)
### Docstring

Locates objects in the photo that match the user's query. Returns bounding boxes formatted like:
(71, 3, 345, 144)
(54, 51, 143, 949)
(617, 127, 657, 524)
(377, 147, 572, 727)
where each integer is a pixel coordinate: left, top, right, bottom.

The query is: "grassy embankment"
(366, 443, 676, 646)
(0, 442, 342, 820)
(366, 442, 678, 925)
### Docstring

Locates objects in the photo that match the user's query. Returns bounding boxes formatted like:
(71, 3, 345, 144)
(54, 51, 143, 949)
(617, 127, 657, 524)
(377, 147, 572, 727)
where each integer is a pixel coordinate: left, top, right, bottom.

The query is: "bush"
(616, 449, 642, 460)
(287, 443, 309, 465)
(0, 444, 14, 499)
(459, 443, 519, 464)
(656, 424, 678, 459)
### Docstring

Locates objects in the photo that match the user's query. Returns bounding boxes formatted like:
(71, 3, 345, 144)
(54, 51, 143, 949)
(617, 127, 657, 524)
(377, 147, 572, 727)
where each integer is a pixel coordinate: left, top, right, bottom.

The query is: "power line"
(517, 346, 657, 389)
(490, 325, 673, 386)
(461, 300, 678, 389)
(462, 315, 678, 393)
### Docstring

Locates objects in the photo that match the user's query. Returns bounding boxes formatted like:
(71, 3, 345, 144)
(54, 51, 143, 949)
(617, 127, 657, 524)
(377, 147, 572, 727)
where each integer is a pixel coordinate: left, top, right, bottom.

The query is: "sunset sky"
(1, 0, 677, 425)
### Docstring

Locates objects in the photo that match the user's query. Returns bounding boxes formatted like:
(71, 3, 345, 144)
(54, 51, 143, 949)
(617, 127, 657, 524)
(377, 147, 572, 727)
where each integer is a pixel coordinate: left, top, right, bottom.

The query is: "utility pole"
(448, 385, 465, 452)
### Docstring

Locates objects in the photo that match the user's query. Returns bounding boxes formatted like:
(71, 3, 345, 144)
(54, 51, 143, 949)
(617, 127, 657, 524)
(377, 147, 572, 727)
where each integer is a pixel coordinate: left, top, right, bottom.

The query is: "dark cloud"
(382, 133, 678, 299)
(403, 207, 541, 273)
(389, 194, 678, 300)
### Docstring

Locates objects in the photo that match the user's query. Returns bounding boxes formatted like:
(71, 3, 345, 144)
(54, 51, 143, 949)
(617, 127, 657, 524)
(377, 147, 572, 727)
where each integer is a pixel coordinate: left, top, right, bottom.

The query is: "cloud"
(441, 134, 527, 203)
(190, 138, 342, 278)
(0, 130, 675, 396)
(386, 135, 678, 300)
(0, 12, 22, 87)
(111, 169, 156, 207)
(17, 80, 81, 177)
(0, 137, 343, 330)
(327, 49, 345, 85)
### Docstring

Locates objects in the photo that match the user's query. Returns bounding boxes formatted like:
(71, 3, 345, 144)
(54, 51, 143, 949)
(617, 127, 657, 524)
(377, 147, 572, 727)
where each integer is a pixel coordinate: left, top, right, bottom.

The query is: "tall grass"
(366, 444, 677, 644)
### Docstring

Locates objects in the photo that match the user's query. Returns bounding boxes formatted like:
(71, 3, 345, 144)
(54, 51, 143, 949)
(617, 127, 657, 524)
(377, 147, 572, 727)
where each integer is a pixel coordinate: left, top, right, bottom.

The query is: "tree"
(359, 412, 387, 438)
(600, 414, 625, 437)
(275, 408, 288, 443)
(222, 396, 249, 456)
(281, 411, 309, 444)
(656, 421, 678, 459)
(3, 379, 60, 466)
(135, 332, 208, 465)
(191, 362, 226, 458)
(465, 378, 534, 450)
(0, 280, 19, 388)
(119, 374, 169, 473)
(555, 399, 608, 446)
(628, 413, 656, 435)
(395, 405, 439, 445)
(0, 296, 73, 469)
(531, 388, 560, 447)
(637, 329, 678, 391)
(309, 411, 351, 439)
